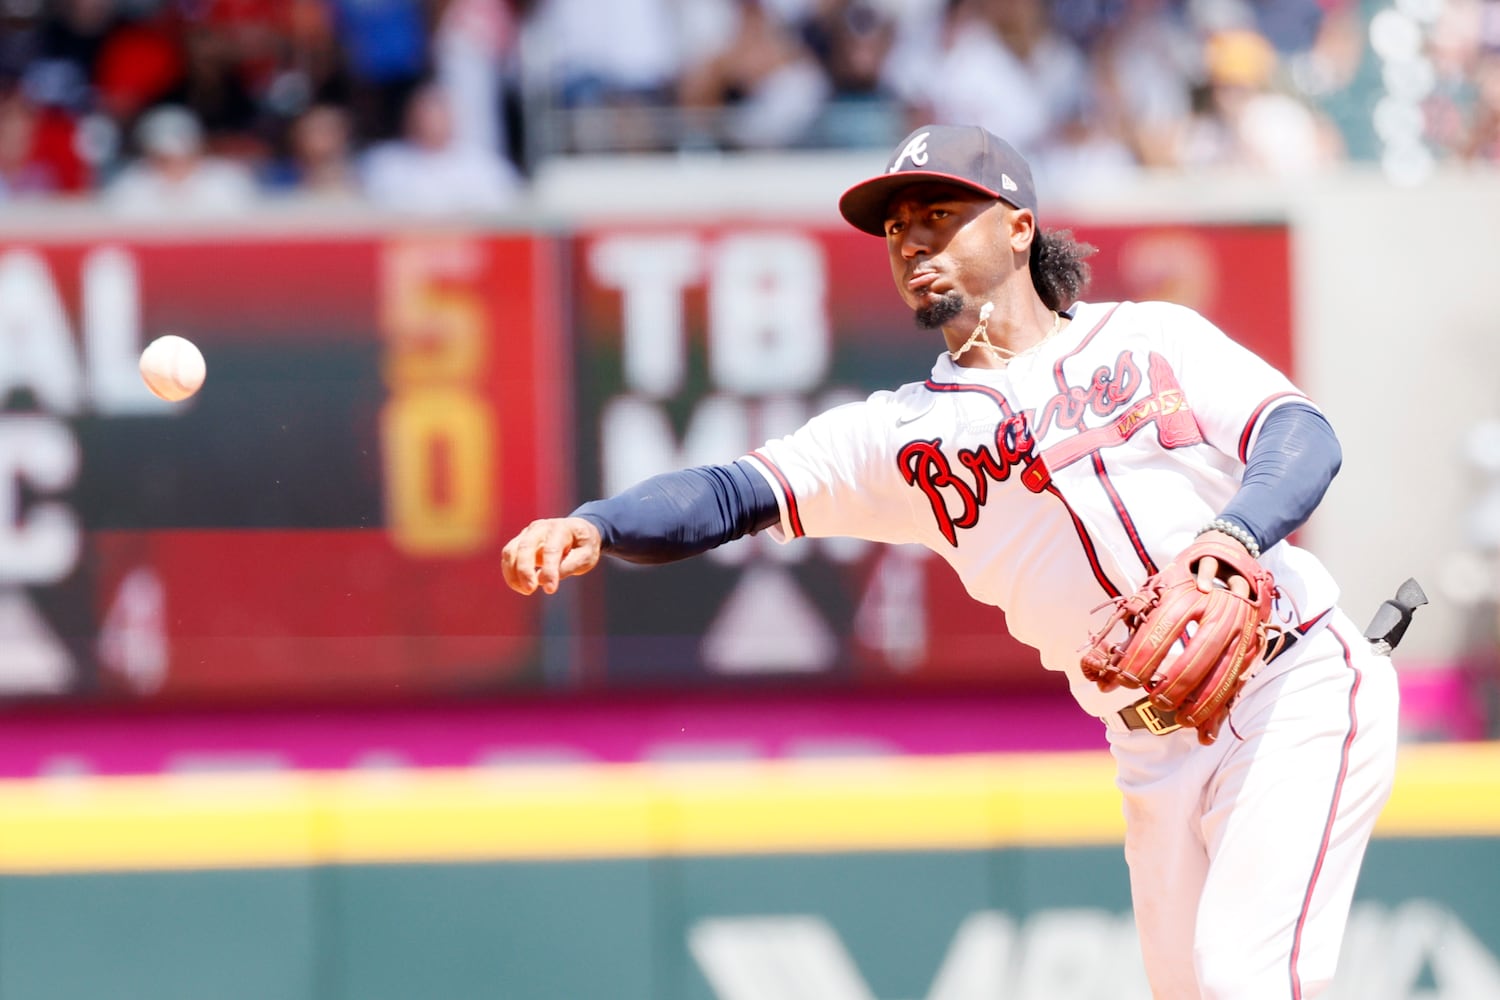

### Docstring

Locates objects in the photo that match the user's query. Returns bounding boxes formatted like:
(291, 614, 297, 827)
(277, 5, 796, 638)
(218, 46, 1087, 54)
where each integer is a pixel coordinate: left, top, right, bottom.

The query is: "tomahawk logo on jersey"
(746, 299, 1336, 716)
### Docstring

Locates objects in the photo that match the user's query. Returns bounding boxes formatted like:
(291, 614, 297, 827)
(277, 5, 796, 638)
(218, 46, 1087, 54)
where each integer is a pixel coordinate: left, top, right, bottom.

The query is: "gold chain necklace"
(949, 305, 1062, 364)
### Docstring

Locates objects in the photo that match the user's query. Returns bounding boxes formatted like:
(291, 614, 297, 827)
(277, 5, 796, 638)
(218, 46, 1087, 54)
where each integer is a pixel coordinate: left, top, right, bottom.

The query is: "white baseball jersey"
(744, 299, 1339, 718)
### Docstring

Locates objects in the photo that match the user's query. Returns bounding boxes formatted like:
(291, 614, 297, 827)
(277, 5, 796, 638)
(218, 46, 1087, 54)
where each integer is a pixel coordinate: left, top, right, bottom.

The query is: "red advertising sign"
(569, 221, 1292, 691)
(0, 233, 564, 703)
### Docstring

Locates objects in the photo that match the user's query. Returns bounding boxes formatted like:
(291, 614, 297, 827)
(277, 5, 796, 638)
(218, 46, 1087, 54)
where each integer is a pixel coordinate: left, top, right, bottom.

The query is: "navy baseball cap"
(838, 124, 1038, 236)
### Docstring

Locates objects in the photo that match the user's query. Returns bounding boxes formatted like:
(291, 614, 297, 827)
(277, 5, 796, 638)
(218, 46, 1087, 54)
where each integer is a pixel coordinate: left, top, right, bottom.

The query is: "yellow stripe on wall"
(0, 743, 1495, 875)
(1375, 743, 1500, 836)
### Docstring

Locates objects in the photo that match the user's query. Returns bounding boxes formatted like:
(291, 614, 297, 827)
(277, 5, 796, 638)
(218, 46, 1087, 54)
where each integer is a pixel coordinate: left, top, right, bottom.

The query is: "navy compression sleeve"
(1217, 402, 1341, 553)
(570, 459, 781, 565)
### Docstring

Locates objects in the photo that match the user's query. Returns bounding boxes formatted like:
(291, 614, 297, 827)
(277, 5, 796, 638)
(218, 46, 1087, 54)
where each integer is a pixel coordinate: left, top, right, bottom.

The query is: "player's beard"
(914, 290, 965, 330)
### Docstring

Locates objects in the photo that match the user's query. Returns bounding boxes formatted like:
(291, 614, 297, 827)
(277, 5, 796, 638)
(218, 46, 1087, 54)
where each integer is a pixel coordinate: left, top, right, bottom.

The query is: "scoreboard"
(1, 234, 564, 702)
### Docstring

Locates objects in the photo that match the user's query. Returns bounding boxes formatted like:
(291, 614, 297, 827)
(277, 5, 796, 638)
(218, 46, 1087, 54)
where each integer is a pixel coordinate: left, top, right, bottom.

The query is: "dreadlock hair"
(1029, 228, 1096, 312)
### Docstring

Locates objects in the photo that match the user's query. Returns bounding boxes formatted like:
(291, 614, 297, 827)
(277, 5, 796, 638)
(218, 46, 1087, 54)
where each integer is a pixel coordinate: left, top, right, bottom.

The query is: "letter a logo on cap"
(889, 132, 930, 172)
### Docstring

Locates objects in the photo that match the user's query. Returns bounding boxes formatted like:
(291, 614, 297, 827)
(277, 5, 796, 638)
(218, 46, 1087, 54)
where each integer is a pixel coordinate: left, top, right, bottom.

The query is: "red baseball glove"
(1081, 533, 1279, 745)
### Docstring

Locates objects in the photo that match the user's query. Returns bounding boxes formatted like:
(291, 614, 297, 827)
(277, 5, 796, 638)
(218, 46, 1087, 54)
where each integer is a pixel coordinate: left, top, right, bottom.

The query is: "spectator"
(677, 0, 832, 150)
(1285, 0, 1365, 98)
(329, 0, 430, 142)
(168, 20, 265, 162)
(1089, 0, 1199, 169)
(283, 0, 348, 104)
(0, 80, 89, 198)
(1175, 27, 1344, 174)
(1468, 46, 1500, 162)
(104, 103, 258, 215)
(1036, 96, 1143, 201)
(0, 3, 42, 81)
(1424, 0, 1487, 163)
(888, 0, 1090, 161)
(524, 0, 683, 152)
(32, 0, 113, 112)
(0, 86, 51, 199)
(433, 0, 520, 163)
(91, 7, 186, 124)
(1250, 0, 1328, 55)
(265, 102, 361, 201)
(1023, 0, 1183, 194)
(802, 0, 904, 148)
(361, 81, 521, 214)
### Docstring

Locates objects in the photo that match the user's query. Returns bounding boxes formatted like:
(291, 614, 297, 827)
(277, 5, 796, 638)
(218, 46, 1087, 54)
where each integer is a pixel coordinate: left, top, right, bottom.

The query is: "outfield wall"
(3, 167, 1498, 725)
(0, 743, 1497, 1000)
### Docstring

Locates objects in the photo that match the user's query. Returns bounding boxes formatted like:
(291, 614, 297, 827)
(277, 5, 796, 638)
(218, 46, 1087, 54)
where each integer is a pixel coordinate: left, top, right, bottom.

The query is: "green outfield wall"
(0, 745, 1497, 999)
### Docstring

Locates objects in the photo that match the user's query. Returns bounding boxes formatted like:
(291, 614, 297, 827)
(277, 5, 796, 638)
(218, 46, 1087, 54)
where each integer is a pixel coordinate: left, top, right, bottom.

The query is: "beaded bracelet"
(1199, 518, 1261, 558)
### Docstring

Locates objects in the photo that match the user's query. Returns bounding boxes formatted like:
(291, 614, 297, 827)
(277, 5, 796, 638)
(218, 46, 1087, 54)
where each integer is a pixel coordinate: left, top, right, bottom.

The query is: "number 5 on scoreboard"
(378, 240, 494, 557)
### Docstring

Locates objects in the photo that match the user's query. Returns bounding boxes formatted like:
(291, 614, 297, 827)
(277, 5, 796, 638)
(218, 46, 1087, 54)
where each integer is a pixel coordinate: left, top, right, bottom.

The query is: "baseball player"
(502, 124, 1403, 999)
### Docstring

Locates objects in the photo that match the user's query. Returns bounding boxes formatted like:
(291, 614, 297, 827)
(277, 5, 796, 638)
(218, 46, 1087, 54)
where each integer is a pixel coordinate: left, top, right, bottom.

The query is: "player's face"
(883, 184, 1013, 326)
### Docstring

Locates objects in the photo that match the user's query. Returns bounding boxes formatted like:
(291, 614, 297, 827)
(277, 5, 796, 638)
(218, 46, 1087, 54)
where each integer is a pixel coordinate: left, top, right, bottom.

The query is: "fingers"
(501, 521, 547, 594)
(1191, 554, 1252, 598)
(501, 518, 602, 595)
(556, 522, 603, 580)
(501, 519, 562, 595)
(535, 521, 575, 594)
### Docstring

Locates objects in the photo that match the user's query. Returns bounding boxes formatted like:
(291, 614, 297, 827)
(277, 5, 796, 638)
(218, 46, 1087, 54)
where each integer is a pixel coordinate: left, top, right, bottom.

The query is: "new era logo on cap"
(839, 124, 1038, 236)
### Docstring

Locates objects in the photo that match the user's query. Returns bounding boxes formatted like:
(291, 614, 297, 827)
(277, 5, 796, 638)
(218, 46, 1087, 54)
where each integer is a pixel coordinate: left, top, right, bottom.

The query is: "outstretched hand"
(501, 517, 604, 595)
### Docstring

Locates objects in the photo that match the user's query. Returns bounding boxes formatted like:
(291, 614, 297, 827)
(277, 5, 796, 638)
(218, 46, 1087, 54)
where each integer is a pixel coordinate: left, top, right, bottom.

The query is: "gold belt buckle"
(1135, 700, 1182, 736)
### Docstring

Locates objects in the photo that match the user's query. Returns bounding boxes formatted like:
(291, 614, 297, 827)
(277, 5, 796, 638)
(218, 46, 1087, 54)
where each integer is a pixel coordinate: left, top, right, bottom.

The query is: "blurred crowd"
(1, 0, 1499, 214)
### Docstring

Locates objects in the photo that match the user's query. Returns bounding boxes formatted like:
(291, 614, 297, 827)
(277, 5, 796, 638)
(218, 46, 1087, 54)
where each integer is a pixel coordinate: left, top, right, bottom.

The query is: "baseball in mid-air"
(139, 335, 206, 402)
